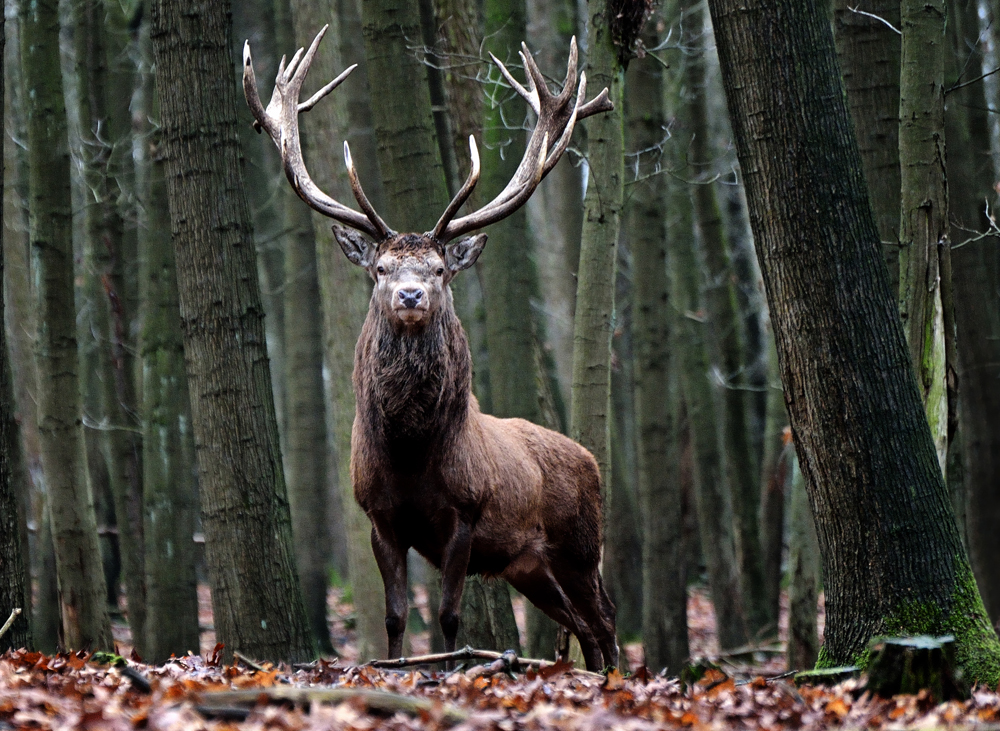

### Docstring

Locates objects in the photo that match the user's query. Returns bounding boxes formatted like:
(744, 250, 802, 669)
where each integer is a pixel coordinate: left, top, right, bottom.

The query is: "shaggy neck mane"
(356, 295, 472, 457)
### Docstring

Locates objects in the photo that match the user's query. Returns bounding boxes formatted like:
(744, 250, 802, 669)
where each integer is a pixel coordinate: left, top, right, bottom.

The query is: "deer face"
(334, 228, 488, 329)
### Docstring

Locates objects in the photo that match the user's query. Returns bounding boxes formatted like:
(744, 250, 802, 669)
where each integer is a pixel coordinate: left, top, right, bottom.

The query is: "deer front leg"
(370, 524, 408, 659)
(438, 519, 472, 655)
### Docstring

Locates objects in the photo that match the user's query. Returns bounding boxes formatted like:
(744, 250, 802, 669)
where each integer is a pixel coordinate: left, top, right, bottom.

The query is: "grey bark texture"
(150, 0, 315, 663)
(22, 0, 113, 651)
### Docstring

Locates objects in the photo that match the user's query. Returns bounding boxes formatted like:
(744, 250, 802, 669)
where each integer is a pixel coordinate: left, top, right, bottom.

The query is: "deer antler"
(243, 25, 394, 241)
(430, 37, 613, 243)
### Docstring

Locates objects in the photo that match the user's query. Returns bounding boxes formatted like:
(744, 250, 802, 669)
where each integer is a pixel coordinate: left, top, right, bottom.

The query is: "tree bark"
(786, 453, 819, 671)
(626, 18, 688, 671)
(686, 0, 772, 641)
(664, 0, 747, 650)
(21, 0, 113, 651)
(73, 0, 147, 655)
(150, 0, 314, 663)
(898, 0, 953, 477)
(832, 0, 902, 291)
(706, 0, 1000, 684)
(946, 0, 1000, 625)
(136, 13, 201, 664)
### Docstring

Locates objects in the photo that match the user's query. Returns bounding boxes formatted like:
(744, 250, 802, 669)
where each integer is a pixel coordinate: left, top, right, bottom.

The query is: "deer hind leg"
(504, 554, 604, 671)
(555, 565, 620, 670)
(370, 525, 408, 659)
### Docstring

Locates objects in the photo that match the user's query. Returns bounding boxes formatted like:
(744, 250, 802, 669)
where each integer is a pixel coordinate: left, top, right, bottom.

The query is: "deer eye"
(436, 267, 445, 276)
(376, 265, 385, 275)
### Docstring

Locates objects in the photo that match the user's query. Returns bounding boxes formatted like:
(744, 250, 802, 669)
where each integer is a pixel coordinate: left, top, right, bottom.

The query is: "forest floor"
(3, 586, 1000, 730)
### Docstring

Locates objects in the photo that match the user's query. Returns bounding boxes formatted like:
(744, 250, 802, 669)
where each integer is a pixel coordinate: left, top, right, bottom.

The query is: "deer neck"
(356, 298, 472, 453)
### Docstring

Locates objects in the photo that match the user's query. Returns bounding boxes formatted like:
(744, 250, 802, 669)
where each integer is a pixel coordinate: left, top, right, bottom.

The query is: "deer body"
(244, 29, 618, 670)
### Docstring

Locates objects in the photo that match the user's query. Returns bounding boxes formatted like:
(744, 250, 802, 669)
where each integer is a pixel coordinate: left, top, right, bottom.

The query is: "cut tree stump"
(864, 635, 970, 701)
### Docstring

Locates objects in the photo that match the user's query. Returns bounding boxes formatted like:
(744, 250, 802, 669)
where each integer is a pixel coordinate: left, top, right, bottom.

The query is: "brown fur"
(344, 232, 618, 671)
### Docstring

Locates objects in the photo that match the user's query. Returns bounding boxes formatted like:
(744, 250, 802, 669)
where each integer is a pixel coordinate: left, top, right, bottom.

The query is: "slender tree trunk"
(706, 0, 1000, 684)
(898, 0, 953, 477)
(686, 0, 772, 641)
(0, 2, 31, 644)
(833, 0, 902, 291)
(73, 0, 147, 654)
(21, 0, 112, 651)
(759, 332, 788, 622)
(626, 17, 688, 671)
(135, 14, 201, 663)
(664, 0, 747, 650)
(786, 453, 819, 671)
(150, 0, 314, 663)
(946, 0, 1000, 625)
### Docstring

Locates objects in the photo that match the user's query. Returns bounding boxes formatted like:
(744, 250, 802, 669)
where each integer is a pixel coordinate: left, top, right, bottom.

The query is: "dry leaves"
(3, 646, 1000, 731)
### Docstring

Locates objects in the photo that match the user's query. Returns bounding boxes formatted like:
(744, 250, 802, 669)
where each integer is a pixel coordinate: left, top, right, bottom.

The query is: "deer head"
(242, 26, 613, 329)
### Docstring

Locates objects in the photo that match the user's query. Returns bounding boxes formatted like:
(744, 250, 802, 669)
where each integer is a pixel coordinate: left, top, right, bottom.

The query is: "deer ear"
(445, 234, 487, 272)
(333, 224, 377, 269)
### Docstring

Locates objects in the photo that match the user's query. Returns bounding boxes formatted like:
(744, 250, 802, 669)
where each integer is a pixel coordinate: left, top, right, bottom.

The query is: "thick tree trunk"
(150, 0, 314, 663)
(626, 20, 688, 671)
(706, 0, 1000, 684)
(73, 0, 147, 655)
(898, 0, 953, 477)
(946, 0, 1000, 626)
(136, 15, 200, 663)
(832, 0, 902, 290)
(21, 0, 112, 651)
(687, 0, 772, 641)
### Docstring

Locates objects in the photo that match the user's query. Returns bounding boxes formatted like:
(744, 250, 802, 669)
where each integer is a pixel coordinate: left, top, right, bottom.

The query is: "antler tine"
(242, 27, 388, 241)
(345, 142, 394, 239)
(436, 40, 612, 243)
(431, 136, 481, 240)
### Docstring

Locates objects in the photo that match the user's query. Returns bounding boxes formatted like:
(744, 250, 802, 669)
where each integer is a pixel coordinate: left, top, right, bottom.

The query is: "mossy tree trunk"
(150, 0, 314, 663)
(832, 0, 902, 291)
(706, 0, 1000, 685)
(945, 0, 1000, 625)
(135, 13, 201, 663)
(626, 15, 688, 672)
(21, 0, 113, 651)
(898, 0, 954, 478)
(686, 0, 772, 641)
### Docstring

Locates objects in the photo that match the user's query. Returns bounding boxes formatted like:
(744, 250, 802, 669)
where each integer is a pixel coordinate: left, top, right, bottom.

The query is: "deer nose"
(397, 288, 424, 309)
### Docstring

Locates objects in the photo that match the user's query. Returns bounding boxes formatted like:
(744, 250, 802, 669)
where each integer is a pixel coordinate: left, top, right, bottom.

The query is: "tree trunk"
(898, 0, 953, 477)
(626, 18, 688, 671)
(686, 0, 772, 641)
(21, 0, 113, 651)
(786, 453, 819, 671)
(570, 0, 624, 490)
(0, 4, 31, 642)
(664, 0, 747, 650)
(149, 0, 315, 663)
(280, 0, 336, 657)
(946, 0, 1000, 626)
(759, 332, 789, 623)
(73, 0, 147, 655)
(706, 0, 1000, 684)
(136, 14, 201, 664)
(832, 0, 902, 291)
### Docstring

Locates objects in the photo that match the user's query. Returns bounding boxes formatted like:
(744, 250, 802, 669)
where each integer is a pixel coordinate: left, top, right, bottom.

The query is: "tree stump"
(864, 635, 969, 701)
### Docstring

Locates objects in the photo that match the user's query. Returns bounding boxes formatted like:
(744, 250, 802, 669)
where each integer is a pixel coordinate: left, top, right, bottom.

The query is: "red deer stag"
(243, 26, 618, 671)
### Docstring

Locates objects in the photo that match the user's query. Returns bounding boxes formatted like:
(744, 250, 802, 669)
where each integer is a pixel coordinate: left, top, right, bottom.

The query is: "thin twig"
(947, 66, 1000, 95)
(0, 608, 22, 643)
(233, 650, 267, 673)
(847, 6, 901, 35)
(367, 646, 550, 669)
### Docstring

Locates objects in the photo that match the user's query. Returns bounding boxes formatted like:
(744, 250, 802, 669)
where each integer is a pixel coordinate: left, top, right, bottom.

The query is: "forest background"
(0, 0, 999, 688)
